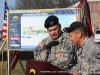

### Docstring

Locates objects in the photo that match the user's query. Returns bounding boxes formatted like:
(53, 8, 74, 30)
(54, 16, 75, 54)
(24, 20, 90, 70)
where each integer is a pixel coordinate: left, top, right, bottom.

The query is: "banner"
(9, 8, 78, 50)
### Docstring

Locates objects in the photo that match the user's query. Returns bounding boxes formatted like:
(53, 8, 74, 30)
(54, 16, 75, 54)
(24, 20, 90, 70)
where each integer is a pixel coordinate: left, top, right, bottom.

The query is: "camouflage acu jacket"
(33, 32, 74, 69)
(71, 37, 100, 75)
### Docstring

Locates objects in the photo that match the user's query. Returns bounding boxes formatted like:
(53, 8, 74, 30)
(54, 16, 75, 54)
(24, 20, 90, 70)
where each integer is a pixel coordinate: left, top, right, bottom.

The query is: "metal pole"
(0, 39, 7, 75)
(7, 13, 11, 75)
(19, 59, 26, 74)
(6, 0, 11, 75)
(1, 50, 3, 75)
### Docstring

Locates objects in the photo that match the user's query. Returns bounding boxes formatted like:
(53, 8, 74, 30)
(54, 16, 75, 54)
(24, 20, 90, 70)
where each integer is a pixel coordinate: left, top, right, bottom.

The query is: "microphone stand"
(44, 41, 59, 62)
(45, 47, 51, 62)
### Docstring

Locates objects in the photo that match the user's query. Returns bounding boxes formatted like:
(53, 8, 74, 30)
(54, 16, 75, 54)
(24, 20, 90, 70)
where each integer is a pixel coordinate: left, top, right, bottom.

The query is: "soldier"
(64, 21, 100, 75)
(33, 15, 74, 69)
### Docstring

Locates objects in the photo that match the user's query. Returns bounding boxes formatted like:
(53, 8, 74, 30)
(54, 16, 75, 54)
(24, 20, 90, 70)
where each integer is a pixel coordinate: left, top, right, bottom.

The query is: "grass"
(0, 61, 26, 75)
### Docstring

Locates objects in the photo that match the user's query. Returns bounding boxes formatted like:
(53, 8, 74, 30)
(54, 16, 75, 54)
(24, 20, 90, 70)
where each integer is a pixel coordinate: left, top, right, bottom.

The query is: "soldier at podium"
(33, 15, 75, 70)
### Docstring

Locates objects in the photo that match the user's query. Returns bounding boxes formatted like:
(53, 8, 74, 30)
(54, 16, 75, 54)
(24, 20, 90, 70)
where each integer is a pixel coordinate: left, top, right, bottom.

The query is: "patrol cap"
(44, 15, 59, 29)
(63, 21, 84, 33)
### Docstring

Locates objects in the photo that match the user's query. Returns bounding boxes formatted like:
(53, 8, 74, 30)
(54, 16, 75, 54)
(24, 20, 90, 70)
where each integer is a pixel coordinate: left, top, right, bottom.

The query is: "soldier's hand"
(55, 52, 63, 58)
(38, 43, 44, 48)
(41, 51, 46, 55)
(69, 72, 80, 75)
(38, 43, 47, 55)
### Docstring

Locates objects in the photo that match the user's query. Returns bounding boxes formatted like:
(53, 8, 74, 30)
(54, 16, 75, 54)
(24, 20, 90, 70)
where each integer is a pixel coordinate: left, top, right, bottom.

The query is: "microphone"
(40, 41, 59, 51)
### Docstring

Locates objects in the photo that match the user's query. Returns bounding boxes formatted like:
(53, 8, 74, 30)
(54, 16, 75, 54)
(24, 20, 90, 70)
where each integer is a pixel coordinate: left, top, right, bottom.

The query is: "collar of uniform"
(81, 37, 89, 48)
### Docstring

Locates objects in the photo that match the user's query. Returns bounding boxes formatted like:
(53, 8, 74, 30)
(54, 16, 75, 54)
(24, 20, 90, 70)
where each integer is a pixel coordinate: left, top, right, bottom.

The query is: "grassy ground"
(0, 61, 26, 75)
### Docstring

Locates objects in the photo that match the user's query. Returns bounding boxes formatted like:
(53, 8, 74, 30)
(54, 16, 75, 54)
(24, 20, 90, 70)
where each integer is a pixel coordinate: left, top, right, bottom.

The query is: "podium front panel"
(26, 60, 73, 75)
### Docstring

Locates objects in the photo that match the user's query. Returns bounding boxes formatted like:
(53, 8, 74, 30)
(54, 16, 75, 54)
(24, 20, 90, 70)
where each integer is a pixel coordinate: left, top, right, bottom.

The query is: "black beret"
(63, 21, 84, 33)
(44, 15, 59, 28)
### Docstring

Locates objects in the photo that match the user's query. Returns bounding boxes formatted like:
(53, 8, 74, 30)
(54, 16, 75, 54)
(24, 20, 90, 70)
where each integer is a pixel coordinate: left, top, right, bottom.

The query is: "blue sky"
(0, 0, 15, 28)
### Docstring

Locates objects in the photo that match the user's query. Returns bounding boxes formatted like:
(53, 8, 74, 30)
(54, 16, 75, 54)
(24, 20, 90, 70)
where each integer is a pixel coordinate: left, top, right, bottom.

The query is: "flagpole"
(1, 0, 9, 74)
(1, 38, 7, 75)
(1, 49, 3, 75)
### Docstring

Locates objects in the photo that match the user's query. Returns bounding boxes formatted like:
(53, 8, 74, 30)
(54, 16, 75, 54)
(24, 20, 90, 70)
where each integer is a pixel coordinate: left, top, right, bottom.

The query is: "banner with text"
(9, 8, 77, 50)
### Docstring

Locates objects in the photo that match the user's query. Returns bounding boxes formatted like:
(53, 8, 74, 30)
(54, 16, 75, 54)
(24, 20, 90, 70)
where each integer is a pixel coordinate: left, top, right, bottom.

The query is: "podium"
(26, 60, 73, 75)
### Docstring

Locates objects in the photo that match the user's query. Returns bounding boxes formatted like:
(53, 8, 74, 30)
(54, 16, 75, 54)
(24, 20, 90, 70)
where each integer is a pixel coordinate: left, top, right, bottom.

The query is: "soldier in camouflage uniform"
(64, 21, 100, 75)
(33, 15, 74, 69)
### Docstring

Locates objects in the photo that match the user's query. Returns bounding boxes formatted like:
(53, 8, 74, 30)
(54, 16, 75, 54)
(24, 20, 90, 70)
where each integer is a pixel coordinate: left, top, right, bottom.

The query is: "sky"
(0, 0, 15, 28)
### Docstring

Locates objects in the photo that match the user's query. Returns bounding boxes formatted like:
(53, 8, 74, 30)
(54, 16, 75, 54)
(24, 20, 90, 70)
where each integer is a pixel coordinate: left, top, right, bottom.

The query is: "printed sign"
(9, 8, 77, 50)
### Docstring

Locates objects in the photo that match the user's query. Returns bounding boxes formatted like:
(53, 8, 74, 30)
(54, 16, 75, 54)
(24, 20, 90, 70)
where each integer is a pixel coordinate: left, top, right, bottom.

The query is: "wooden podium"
(26, 60, 73, 75)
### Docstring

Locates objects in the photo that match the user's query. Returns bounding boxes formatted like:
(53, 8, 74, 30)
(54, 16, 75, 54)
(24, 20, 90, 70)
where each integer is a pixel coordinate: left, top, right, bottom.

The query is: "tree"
(12, 0, 79, 10)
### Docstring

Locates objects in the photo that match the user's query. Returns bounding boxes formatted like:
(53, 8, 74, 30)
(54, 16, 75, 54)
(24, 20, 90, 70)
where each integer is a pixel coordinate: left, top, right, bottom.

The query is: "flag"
(2, 1, 20, 70)
(11, 51, 20, 69)
(2, 1, 9, 41)
(78, 0, 93, 37)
